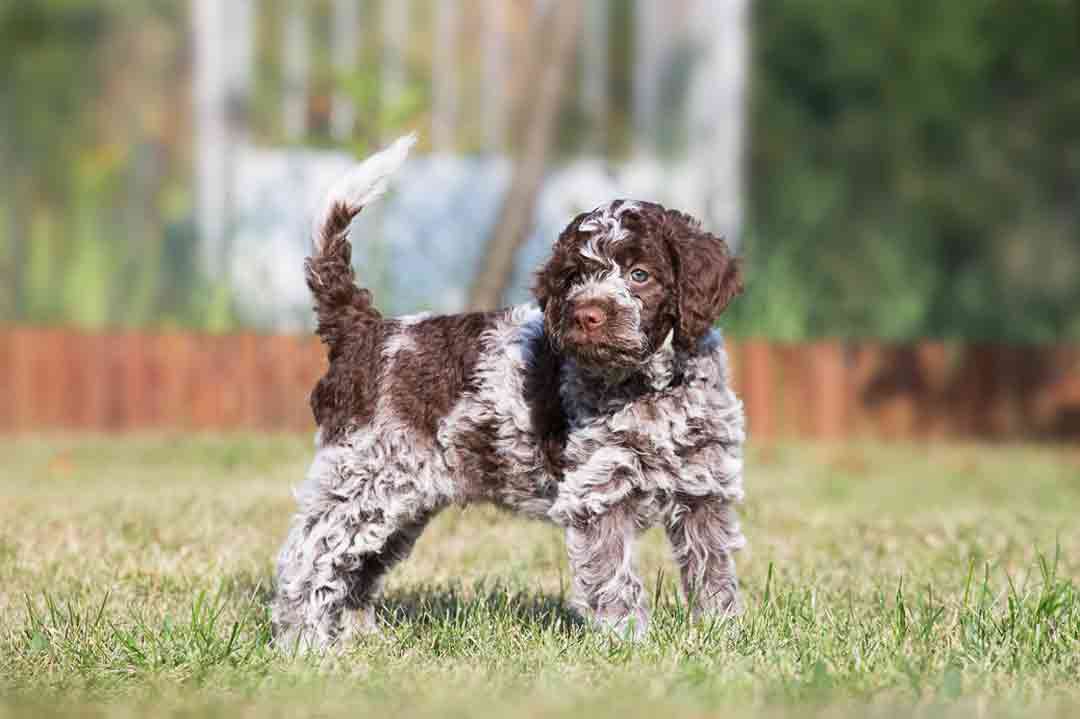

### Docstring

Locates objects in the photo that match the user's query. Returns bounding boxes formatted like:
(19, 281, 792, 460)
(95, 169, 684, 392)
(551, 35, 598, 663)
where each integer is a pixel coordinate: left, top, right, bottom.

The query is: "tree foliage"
(0, 1, 210, 329)
(737, 0, 1080, 341)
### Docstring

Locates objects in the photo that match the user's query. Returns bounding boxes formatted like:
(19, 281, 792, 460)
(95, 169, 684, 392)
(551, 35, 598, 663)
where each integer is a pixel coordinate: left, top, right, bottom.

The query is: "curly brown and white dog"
(272, 135, 747, 649)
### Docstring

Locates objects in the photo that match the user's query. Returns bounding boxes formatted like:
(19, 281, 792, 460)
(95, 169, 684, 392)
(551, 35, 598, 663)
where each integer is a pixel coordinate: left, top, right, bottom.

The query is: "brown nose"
(573, 303, 607, 332)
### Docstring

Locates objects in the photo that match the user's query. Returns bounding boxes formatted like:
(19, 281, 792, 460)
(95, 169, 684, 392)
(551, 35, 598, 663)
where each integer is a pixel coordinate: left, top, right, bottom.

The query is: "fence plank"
(806, 341, 849, 440)
(1042, 346, 1080, 439)
(123, 332, 150, 431)
(852, 344, 923, 439)
(39, 329, 68, 430)
(238, 333, 262, 429)
(258, 334, 296, 430)
(99, 331, 127, 431)
(159, 331, 194, 430)
(188, 334, 219, 429)
(142, 332, 170, 429)
(217, 333, 247, 429)
(774, 344, 812, 438)
(739, 340, 774, 442)
(73, 332, 109, 431)
(913, 342, 952, 438)
(62, 329, 85, 430)
(0, 330, 12, 432)
(949, 344, 1000, 438)
(10, 328, 32, 431)
(54, 329, 81, 430)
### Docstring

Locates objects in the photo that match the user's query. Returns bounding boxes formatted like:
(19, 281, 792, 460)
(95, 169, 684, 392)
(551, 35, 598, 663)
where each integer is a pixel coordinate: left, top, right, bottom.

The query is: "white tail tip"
(311, 133, 418, 249)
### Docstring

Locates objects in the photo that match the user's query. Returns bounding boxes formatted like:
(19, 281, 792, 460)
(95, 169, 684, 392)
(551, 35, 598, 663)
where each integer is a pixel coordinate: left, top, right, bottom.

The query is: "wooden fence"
(2, 328, 1079, 440)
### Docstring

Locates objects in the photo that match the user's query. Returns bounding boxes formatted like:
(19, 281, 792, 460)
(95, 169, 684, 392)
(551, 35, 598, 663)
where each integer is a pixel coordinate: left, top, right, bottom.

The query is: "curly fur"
(272, 137, 747, 650)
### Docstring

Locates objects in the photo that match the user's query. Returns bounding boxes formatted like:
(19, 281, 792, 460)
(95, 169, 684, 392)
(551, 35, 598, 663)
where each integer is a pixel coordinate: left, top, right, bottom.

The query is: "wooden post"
(34, 329, 65, 430)
(775, 344, 811, 438)
(79, 331, 109, 431)
(159, 330, 194, 430)
(259, 334, 294, 430)
(56, 329, 82, 431)
(0, 329, 12, 432)
(740, 340, 774, 443)
(807, 341, 849, 440)
(10, 328, 33, 432)
(914, 341, 950, 438)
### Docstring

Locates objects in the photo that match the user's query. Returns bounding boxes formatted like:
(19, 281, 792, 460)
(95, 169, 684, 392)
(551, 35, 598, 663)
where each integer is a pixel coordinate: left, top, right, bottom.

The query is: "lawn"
(1, 436, 1079, 718)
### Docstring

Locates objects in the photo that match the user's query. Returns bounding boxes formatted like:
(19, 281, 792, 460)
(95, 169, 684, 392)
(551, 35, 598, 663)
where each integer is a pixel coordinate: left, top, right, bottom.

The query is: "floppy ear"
(665, 215, 744, 351)
(532, 211, 589, 311)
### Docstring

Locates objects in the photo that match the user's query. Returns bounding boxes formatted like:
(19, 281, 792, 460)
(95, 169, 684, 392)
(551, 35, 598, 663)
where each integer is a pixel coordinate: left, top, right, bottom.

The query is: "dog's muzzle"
(560, 298, 647, 370)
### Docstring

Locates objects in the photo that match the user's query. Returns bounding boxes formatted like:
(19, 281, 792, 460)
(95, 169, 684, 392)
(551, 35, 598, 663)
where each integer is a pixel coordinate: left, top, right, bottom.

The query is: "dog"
(272, 135, 747, 649)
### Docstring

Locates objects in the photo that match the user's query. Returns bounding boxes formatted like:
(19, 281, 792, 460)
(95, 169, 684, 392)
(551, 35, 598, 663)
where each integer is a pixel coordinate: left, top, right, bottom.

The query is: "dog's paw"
(691, 587, 743, 623)
(338, 605, 382, 643)
(595, 607, 650, 642)
(272, 627, 330, 656)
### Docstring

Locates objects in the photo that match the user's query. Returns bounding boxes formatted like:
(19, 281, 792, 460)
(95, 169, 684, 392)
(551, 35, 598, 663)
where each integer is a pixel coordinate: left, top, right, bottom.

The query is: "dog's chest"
(561, 384, 710, 473)
(554, 342, 745, 501)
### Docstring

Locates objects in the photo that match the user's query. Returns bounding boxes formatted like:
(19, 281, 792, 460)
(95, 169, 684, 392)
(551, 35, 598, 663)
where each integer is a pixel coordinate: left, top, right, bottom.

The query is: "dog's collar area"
(565, 345, 681, 395)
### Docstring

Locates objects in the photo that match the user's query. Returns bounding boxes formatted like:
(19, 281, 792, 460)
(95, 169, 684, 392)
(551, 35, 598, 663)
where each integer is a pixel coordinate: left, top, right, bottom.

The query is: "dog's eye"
(629, 268, 650, 284)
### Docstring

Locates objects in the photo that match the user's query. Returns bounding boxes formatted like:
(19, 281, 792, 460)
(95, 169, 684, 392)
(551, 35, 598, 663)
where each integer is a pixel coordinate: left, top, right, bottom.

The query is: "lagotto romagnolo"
(271, 134, 747, 649)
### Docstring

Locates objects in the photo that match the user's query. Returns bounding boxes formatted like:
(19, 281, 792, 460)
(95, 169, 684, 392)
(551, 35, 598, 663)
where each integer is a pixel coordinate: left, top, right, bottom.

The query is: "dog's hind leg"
(271, 496, 435, 652)
(337, 511, 434, 641)
(665, 494, 745, 619)
(565, 507, 649, 640)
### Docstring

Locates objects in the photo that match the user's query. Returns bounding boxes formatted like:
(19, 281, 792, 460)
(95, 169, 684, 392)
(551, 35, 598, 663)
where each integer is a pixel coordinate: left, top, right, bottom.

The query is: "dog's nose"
(573, 304, 607, 332)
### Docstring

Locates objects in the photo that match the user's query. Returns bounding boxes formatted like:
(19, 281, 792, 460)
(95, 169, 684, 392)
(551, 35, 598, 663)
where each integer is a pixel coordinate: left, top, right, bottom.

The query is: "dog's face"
(534, 200, 743, 372)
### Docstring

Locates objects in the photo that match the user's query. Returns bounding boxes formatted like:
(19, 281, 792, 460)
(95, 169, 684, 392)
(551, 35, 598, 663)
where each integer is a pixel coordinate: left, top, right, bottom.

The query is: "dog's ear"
(664, 213, 743, 351)
(533, 211, 590, 312)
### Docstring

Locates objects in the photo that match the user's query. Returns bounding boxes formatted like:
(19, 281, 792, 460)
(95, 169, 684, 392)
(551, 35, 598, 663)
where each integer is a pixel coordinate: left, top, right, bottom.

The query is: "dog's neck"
(559, 335, 680, 420)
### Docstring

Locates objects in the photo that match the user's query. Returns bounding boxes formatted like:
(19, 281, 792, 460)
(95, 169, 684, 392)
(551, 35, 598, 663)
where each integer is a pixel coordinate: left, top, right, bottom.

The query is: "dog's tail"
(305, 133, 416, 349)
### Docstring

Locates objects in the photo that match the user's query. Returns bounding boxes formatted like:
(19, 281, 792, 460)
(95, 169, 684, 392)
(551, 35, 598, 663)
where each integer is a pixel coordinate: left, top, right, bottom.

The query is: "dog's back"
(311, 310, 495, 446)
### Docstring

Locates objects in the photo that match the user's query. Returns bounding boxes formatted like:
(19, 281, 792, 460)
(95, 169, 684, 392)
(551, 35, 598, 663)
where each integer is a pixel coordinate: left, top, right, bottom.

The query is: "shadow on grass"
(376, 585, 585, 634)
(225, 570, 586, 641)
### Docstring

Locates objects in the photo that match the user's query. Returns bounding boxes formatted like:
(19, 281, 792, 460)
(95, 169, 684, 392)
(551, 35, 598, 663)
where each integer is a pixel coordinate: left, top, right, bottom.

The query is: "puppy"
(272, 135, 746, 649)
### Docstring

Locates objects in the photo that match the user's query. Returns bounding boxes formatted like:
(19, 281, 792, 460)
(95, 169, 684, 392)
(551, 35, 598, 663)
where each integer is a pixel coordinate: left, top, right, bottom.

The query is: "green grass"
(1, 436, 1079, 718)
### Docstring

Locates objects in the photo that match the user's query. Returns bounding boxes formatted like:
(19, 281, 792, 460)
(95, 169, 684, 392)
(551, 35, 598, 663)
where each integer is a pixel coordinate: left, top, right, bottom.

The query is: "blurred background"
(1, 0, 1079, 439)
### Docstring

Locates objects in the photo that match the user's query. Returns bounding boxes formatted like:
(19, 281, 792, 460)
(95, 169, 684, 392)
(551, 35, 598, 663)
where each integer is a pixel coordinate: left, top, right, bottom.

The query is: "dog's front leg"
(565, 508, 648, 640)
(665, 494, 745, 619)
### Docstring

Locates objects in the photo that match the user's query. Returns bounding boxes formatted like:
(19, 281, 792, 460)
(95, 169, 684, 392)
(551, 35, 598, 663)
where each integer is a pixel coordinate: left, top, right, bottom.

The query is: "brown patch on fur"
(442, 314, 568, 507)
(388, 312, 496, 439)
(450, 414, 504, 495)
(311, 319, 388, 444)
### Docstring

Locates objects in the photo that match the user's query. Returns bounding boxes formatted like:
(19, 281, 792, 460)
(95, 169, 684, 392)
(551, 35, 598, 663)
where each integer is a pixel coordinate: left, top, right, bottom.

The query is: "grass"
(1, 436, 1079, 718)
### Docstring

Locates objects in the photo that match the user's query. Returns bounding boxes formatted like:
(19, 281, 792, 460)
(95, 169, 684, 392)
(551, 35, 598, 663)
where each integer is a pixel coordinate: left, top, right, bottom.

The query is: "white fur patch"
(438, 305, 557, 518)
(397, 311, 432, 326)
(579, 200, 641, 246)
(567, 270, 636, 310)
(382, 325, 417, 358)
(577, 201, 642, 268)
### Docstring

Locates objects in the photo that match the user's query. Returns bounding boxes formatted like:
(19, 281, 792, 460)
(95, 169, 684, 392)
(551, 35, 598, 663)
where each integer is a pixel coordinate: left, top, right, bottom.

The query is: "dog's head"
(533, 200, 743, 372)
